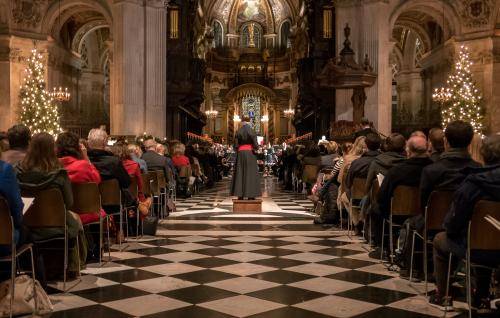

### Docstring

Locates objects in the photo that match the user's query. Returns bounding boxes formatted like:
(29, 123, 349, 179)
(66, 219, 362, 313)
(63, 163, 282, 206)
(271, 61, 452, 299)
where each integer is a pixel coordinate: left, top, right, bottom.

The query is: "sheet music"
(485, 215, 500, 231)
(21, 197, 34, 215)
(377, 173, 385, 186)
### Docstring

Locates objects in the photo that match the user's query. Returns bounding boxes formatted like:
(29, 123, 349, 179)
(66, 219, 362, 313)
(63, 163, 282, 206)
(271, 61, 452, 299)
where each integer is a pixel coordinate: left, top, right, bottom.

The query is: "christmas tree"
(438, 45, 484, 133)
(19, 48, 62, 135)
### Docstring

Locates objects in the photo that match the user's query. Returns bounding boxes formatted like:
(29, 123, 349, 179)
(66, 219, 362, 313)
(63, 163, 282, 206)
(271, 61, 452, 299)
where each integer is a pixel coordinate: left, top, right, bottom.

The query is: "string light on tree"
(19, 48, 62, 136)
(433, 45, 484, 133)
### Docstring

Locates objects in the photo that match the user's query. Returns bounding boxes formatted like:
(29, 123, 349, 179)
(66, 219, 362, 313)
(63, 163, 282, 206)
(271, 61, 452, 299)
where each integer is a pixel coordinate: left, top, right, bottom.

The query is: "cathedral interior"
(1, 1, 500, 318)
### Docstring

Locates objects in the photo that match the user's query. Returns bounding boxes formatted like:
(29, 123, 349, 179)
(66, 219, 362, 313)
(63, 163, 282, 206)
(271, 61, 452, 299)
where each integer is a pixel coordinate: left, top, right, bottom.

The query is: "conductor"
(231, 115, 261, 200)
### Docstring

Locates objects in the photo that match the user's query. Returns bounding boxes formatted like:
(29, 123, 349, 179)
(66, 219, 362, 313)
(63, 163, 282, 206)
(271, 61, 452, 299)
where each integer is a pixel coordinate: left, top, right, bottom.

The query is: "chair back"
(302, 165, 319, 184)
(179, 166, 192, 179)
(426, 191, 454, 231)
(23, 188, 66, 228)
(71, 182, 101, 214)
(157, 170, 167, 188)
(351, 178, 366, 200)
(391, 185, 421, 216)
(0, 197, 12, 245)
(469, 200, 500, 251)
(99, 179, 121, 206)
(141, 173, 152, 196)
(128, 175, 139, 199)
(148, 171, 160, 195)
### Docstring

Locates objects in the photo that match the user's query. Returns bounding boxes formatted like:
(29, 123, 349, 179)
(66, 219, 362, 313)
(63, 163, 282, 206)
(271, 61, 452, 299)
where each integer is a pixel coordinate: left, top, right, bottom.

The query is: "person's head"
(444, 120, 474, 149)
(22, 132, 60, 172)
(318, 144, 328, 155)
(469, 133, 484, 165)
(173, 143, 186, 156)
(411, 130, 426, 138)
(241, 115, 250, 123)
(7, 124, 31, 149)
(428, 128, 445, 153)
(127, 144, 142, 157)
(385, 133, 406, 153)
(87, 128, 108, 150)
(111, 142, 130, 161)
(156, 143, 169, 156)
(349, 136, 367, 156)
(327, 141, 339, 154)
(143, 138, 157, 151)
(361, 118, 371, 128)
(406, 136, 428, 158)
(480, 134, 500, 165)
(341, 142, 353, 156)
(365, 133, 381, 151)
(56, 131, 82, 159)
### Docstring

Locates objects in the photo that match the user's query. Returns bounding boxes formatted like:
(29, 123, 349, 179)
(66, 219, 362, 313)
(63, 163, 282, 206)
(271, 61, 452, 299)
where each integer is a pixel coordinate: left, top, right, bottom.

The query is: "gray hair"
(87, 128, 108, 149)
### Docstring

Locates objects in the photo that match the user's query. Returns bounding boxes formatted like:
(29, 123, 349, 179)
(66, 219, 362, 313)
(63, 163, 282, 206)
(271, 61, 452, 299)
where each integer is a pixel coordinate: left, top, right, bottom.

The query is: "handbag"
(0, 275, 53, 317)
(142, 216, 158, 236)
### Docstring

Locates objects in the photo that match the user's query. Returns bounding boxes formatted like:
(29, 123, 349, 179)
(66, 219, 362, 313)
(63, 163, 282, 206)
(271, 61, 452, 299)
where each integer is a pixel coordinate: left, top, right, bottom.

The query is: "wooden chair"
(127, 176, 141, 238)
(381, 185, 421, 265)
(302, 164, 319, 185)
(148, 171, 161, 216)
(0, 197, 36, 318)
(156, 170, 168, 218)
(71, 183, 105, 265)
(364, 179, 380, 248)
(23, 188, 75, 290)
(348, 178, 366, 236)
(462, 201, 500, 318)
(99, 179, 126, 249)
(409, 191, 454, 291)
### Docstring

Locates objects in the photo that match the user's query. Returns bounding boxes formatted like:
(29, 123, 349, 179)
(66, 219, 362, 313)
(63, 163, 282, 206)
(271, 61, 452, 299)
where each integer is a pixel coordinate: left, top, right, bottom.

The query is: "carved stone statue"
(248, 23, 255, 48)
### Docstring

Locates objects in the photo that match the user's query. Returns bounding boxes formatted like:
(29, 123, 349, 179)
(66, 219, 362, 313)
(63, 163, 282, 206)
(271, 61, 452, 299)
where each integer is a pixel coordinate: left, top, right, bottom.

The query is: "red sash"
(238, 144, 253, 151)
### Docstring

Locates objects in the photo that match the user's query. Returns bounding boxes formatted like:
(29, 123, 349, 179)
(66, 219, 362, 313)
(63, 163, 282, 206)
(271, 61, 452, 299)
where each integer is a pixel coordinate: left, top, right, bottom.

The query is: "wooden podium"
(233, 199, 262, 213)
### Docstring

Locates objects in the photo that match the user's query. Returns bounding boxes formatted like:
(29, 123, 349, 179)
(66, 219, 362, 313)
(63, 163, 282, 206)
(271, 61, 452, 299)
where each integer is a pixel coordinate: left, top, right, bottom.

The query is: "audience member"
(56, 131, 105, 225)
(319, 142, 338, 168)
(86, 128, 130, 189)
(365, 133, 406, 193)
(172, 143, 191, 168)
(354, 118, 376, 138)
(338, 137, 367, 212)
(127, 144, 148, 173)
(431, 134, 500, 311)
(1, 124, 31, 165)
(0, 148, 23, 254)
(142, 138, 176, 179)
(428, 128, 445, 162)
(16, 132, 85, 274)
(468, 132, 484, 165)
(420, 121, 480, 208)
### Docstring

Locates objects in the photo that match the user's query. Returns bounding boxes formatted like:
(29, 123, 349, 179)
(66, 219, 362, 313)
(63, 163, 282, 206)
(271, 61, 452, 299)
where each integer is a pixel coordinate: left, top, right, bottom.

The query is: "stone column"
(111, 0, 145, 136)
(145, 0, 167, 138)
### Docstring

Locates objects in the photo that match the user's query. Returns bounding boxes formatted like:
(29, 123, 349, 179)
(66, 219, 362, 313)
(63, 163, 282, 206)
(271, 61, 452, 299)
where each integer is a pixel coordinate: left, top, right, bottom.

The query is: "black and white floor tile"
(41, 179, 470, 318)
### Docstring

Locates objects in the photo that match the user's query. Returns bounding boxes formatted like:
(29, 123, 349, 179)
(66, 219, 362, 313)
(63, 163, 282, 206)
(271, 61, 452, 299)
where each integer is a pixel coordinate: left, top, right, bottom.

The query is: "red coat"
(172, 155, 190, 168)
(122, 159, 145, 201)
(59, 156, 106, 224)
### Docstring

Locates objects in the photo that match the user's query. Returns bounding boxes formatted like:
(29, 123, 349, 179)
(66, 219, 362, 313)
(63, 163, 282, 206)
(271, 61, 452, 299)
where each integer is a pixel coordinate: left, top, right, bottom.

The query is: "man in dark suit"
(231, 115, 261, 199)
(142, 138, 176, 180)
(354, 118, 377, 139)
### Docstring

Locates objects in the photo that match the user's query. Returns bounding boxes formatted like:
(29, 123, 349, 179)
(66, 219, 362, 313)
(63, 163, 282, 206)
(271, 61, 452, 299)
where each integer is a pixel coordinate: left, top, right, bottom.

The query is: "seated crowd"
(278, 119, 500, 314)
(0, 125, 226, 287)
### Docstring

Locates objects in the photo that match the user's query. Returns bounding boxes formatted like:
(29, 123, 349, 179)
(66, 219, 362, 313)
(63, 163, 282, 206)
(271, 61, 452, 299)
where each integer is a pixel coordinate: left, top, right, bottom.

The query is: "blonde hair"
(173, 143, 186, 156)
(87, 128, 108, 149)
(469, 133, 484, 165)
(349, 136, 367, 156)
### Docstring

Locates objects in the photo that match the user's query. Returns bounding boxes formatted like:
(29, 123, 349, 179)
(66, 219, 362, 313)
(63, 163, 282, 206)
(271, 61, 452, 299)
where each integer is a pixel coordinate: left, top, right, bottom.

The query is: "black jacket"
(355, 127, 377, 139)
(346, 150, 380, 197)
(377, 157, 433, 218)
(444, 164, 500, 242)
(419, 149, 480, 208)
(234, 123, 258, 150)
(16, 167, 73, 208)
(365, 151, 406, 192)
(141, 150, 176, 180)
(88, 149, 131, 189)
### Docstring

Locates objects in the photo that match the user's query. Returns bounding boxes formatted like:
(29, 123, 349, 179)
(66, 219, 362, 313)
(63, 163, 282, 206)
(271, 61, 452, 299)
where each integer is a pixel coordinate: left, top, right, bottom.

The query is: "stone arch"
(71, 20, 109, 54)
(41, 0, 112, 38)
(389, 0, 461, 40)
(225, 83, 277, 103)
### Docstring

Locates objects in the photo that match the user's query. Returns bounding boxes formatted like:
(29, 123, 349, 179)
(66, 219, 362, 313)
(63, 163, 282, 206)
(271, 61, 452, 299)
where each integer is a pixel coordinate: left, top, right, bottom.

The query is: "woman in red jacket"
(56, 132, 106, 224)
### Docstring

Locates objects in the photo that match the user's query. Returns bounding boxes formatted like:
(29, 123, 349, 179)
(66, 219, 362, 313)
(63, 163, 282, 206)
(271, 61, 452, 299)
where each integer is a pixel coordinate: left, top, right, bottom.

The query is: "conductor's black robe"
(231, 123, 261, 199)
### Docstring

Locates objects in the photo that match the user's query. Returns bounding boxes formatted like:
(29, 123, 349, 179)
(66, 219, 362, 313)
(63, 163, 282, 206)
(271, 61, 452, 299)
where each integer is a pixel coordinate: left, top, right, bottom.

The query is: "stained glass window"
(242, 95, 261, 133)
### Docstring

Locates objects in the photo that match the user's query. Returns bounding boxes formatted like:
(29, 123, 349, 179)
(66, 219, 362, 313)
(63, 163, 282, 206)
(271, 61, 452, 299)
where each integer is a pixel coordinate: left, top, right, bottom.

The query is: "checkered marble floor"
(171, 178, 315, 218)
(41, 178, 471, 318)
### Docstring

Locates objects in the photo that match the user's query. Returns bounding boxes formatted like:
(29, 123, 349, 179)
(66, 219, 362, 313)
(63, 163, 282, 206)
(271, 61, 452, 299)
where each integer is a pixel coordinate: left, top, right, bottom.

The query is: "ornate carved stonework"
(460, 0, 493, 28)
(12, 0, 43, 28)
